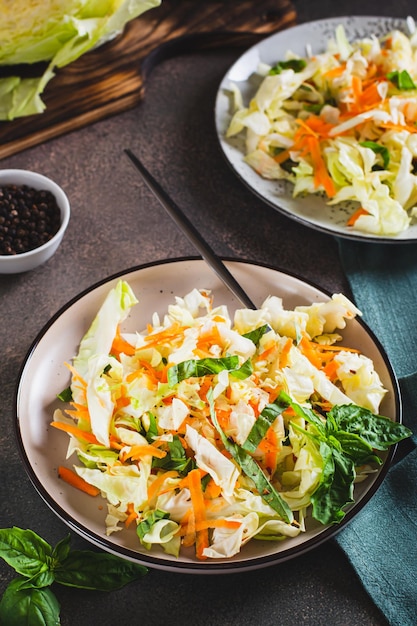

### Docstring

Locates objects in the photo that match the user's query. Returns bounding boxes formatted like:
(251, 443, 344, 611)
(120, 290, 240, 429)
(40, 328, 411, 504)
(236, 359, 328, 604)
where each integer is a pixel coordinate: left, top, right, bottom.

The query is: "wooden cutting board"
(0, 0, 296, 160)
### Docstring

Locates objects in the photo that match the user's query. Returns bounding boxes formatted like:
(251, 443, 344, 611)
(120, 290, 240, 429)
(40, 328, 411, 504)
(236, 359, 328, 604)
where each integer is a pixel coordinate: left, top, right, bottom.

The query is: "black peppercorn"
(0, 184, 61, 255)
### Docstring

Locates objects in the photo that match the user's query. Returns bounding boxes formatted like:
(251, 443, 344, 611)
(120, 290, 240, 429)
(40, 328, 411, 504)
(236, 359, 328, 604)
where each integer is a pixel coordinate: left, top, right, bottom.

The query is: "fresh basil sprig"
(0, 527, 147, 626)
(277, 391, 412, 525)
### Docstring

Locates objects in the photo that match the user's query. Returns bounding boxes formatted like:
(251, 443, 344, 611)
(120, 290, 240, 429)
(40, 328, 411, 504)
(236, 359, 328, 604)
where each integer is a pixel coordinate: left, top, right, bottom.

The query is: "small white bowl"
(0, 169, 70, 274)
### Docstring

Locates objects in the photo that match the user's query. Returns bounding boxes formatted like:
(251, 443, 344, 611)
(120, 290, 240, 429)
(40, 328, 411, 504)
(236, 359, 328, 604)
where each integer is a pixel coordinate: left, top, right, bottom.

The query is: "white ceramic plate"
(15, 259, 401, 573)
(215, 16, 417, 243)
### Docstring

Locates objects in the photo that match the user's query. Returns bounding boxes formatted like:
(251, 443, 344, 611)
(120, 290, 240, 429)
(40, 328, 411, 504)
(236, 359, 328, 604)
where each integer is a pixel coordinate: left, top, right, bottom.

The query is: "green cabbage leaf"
(0, 0, 161, 120)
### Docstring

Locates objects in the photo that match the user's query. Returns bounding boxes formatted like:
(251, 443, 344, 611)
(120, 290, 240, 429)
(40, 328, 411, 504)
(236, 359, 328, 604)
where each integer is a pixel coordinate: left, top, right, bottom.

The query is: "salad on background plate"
(215, 16, 417, 242)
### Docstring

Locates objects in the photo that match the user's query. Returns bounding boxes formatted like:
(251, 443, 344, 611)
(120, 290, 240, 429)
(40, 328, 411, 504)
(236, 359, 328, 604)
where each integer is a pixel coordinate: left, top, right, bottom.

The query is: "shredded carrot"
(198, 377, 213, 402)
(125, 502, 138, 528)
(204, 478, 222, 499)
(351, 74, 363, 102)
(308, 135, 337, 197)
(248, 397, 260, 418)
(111, 325, 136, 358)
(258, 427, 279, 476)
(65, 402, 90, 422)
(58, 465, 100, 497)
(144, 322, 187, 349)
(359, 81, 383, 108)
(196, 325, 222, 352)
(115, 394, 131, 411)
(147, 470, 179, 502)
(177, 518, 241, 536)
(64, 361, 87, 388)
(273, 149, 291, 164)
(298, 334, 323, 369)
(323, 359, 340, 382)
(180, 509, 196, 548)
(187, 469, 209, 560)
(279, 337, 293, 369)
(120, 444, 167, 463)
(346, 206, 370, 227)
(292, 119, 336, 198)
(257, 341, 276, 361)
(178, 467, 207, 490)
(323, 63, 346, 79)
(283, 406, 297, 418)
(109, 435, 124, 450)
(317, 343, 360, 353)
(379, 121, 417, 134)
(138, 359, 160, 385)
(215, 408, 232, 432)
(51, 420, 100, 445)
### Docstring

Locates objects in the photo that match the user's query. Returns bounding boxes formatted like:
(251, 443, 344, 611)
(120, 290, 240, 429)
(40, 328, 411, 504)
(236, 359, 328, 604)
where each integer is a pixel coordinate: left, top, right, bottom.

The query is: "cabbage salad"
(226, 19, 417, 236)
(0, 0, 160, 121)
(52, 281, 411, 560)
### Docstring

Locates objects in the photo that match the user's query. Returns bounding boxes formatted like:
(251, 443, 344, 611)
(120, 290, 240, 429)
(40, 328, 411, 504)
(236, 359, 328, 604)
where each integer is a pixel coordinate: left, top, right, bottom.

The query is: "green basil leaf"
(360, 141, 390, 169)
(269, 59, 307, 75)
(387, 69, 416, 90)
(0, 527, 52, 578)
(168, 356, 240, 386)
(145, 411, 159, 442)
(332, 430, 381, 465)
(51, 534, 71, 564)
(242, 395, 289, 453)
(279, 390, 327, 436)
(242, 324, 271, 346)
(152, 434, 195, 474)
(310, 442, 355, 525)
(209, 390, 293, 524)
(329, 404, 412, 450)
(57, 386, 72, 402)
(229, 358, 253, 380)
(137, 510, 169, 541)
(54, 550, 147, 590)
(19, 569, 56, 590)
(0, 578, 61, 626)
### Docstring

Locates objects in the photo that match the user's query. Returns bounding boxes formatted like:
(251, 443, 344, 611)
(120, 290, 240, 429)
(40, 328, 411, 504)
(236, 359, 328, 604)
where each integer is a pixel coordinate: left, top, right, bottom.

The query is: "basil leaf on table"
(0, 527, 148, 624)
(54, 550, 147, 591)
(0, 578, 61, 626)
(0, 527, 52, 579)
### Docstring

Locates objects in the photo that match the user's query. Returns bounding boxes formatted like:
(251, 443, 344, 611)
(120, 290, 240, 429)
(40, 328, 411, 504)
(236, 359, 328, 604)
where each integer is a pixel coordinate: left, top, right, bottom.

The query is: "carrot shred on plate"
(58, 465, 100, 497)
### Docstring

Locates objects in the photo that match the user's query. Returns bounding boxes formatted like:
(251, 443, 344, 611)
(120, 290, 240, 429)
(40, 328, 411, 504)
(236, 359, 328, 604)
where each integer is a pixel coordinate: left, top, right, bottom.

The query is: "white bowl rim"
(0, 169, 70, 263)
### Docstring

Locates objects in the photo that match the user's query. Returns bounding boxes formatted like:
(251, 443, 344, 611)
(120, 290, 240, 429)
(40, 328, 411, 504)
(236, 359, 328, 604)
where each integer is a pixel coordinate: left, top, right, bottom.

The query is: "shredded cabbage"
(226, 19, 417, 236)
(0, 0, 161, 120)
(52, 282, 411, 561)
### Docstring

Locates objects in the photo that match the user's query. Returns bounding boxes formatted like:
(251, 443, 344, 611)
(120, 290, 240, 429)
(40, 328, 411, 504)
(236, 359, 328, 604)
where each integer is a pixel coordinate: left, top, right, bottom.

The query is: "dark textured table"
(1, 2, 414, 624)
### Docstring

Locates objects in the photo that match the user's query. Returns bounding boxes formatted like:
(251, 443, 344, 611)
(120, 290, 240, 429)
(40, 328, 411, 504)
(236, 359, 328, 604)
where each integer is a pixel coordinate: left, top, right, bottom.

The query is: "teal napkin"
(335, 240, 417, 626)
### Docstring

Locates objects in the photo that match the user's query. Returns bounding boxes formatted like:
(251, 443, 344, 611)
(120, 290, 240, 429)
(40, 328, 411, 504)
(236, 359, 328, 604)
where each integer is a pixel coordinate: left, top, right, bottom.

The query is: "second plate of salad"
(215, 16, 417, 242)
